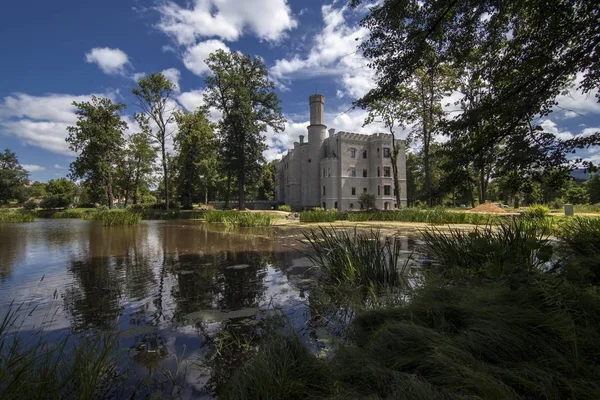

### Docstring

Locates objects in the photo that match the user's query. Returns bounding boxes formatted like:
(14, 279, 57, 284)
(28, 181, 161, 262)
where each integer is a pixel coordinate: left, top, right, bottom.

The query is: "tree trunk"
(225, 170, 231, 209)
(161, 144, 169, 211)
(107, 175, 114, 209)
(478, 166, 486, 204)
(390, 131, 402, 208)
(423, 143, 431, 207)
(238, 169, 245, 210)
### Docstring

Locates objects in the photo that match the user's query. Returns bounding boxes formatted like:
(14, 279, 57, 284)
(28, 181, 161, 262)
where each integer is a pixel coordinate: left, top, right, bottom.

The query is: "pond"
(0, 219, 420, 398)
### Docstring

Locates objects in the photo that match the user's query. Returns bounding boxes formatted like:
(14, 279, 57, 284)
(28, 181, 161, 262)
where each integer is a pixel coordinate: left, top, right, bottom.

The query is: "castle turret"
(307, 94, 327, 207)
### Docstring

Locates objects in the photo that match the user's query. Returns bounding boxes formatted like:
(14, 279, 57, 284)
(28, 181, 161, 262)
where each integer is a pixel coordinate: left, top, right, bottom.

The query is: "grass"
(52, 208, 98, 219)
(96, 210, 142, 226)
(558, 217, 600, 284)
(0, 305, 121, 400)
(0, 211, 35, 223)
(299, 210, 342, 223)
(302, 227, 407, 287)
(203, 211, 273, 227)
(573, 203, 600, 213)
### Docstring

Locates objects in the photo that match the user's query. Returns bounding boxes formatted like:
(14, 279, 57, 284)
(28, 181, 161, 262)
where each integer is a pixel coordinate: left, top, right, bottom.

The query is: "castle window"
(328, 167, 331, 177)
(377, 167, 381, 177)
(349, 168, 356, 177)
(363, 188, 367, 193)
(383, 148, 390, 158)
(350, 203, 354, 209)
(350, 148, 356, 158)
(362, 150, 367, 159)
(323, 186, 326, 196)
(363, 169, 368, 177)
(322, 168, 326, 178)
(377, 148, 380, 158)
(378, 185, 381, 195)
(351, 187, 356, 195)
(384, 185, 391, 196)
(384, 167, 391, 177)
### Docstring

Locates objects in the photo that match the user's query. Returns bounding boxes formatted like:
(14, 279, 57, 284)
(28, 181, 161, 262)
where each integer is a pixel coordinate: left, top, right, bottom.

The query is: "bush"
(277, 205, 291, 212)
(525, 204, 550, 219)
(39, 195, 71, 209)
(558, 217, 600, 284)
(222, 212, 272, 228)
(0, 211, 35, 223)
(96, 210, 142, 226)
(22, 200, 37, 211)
(302, 227, 406, 287)
(52, 209, 97, 219)
(358, 191, 376, 210)
(299, 210, 339, 223)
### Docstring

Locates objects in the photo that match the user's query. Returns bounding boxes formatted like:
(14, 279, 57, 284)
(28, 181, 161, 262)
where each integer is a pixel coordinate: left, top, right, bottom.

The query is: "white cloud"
(85, 47, 130, 76)
(540, 119, 574, 140)
(155, 0, 297, 45)
(54, 164, 65, 169)
(161, 68, 181, 92)
(22, 164, 45, 172)
(183, 40, 230, 76)
(269, 4, 374, 98)
(131, 72, 146, 82)
(177, 89, 205, 112)
(554, 72, 600, 118)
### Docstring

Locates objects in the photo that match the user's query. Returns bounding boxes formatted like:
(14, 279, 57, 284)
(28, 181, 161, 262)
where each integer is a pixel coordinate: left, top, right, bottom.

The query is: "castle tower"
(307, 94, 327, 208)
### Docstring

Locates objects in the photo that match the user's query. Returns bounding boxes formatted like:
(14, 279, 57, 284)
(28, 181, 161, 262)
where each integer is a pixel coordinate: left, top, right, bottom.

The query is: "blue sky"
(1, 0, 599, 182)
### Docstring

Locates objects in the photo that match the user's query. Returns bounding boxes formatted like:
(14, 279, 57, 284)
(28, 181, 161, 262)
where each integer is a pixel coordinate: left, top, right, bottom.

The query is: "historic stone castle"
(275, 94, 407, 211)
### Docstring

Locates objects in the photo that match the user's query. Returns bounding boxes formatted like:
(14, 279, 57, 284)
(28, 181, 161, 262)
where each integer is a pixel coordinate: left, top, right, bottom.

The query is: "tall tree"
(0, 149, 29, 204)
(351, 0, 600, 170)
(132, 73, 176, 210)
(66, 96, 127, 209)
(116, 132, 156, 206)
(173, 109, 217, 209)
(204, 49, 285, 210)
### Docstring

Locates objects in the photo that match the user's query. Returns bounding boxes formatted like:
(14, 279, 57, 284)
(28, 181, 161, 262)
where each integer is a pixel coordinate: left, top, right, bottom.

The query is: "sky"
(0, 0, 599, 182)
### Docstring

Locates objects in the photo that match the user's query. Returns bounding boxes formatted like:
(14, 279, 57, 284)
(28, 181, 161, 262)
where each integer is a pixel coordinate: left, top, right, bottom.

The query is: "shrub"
(299, 210, 339, 223)
(358, 191, 376, 210)
(346, 209, 501, 225)
(22, 200, 37, 211)
(558, 217, 600, 284)
(39, 195, 71, 209)
(525, 204, 550, 219)
(222, 212, 272, 228)
(52, 209, 97, 219)
(302, 227, 406, 287)
(277, 205, 291, 212)
(0, 211, 35, 223)
(96, 210, 142, 226)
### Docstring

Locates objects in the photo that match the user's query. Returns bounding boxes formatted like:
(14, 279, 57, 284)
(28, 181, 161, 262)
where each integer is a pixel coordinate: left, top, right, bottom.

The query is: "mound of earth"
(469, 203, 507, 213)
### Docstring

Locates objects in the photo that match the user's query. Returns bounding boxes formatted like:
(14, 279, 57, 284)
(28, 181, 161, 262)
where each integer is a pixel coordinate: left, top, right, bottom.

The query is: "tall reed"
(96, 210, 142, 226)
(0, 211, 35, 223)
(302, 227, 406, 287)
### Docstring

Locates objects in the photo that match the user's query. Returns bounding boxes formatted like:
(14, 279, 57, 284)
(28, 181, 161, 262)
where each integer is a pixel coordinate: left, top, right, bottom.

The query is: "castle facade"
(275, 94, 407, 210)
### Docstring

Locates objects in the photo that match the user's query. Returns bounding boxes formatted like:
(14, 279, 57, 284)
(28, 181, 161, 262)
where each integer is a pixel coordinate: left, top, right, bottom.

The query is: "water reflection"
(0, 220, 420, 398)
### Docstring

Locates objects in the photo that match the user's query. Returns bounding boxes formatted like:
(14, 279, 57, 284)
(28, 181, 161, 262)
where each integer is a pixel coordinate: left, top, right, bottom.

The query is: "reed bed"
(203, 211, 273, 227)
(0, 211, 35, 223)
(302, 227, 406, 287)
(52, 209, 98, 219)
(299, 210, 342, 223)
(96, 210, 142, 226)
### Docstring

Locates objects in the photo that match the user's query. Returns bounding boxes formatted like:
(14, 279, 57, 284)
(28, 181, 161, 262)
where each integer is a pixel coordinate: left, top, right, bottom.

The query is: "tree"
(132, 73, 176, 210)
(350, 0, 600, 170)
(66, 96, 127, 209)
(358, 191, 376, 210)
(173, 109, 217, 209)
(0, 149, 29, 203)
(43, 177, 77, 207)
(257, 161, 277, 201)
(28, 181, 47, 198)
(587, 173, 600, 204)
(116, 132, 156, 206)
(204, 49, 285, 210)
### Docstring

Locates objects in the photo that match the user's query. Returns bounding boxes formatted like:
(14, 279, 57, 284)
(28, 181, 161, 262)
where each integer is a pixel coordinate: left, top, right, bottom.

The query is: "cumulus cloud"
(85, 47, 130, 76)
(54, 164, 65, 169)
(269, 4, 374, 98)
(555, 72, 600, 118)
(155, 0, 297, 45)
(22, 164, 46, 172)
(183, 40, 230, 76)
(161, 68, 181, 92)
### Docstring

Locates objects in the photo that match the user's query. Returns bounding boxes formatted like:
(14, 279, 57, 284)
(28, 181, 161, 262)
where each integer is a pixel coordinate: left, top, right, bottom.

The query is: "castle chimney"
(309, 94, 325, 126)
(328, 128, 335, 138)
(299, 135, 304, 144)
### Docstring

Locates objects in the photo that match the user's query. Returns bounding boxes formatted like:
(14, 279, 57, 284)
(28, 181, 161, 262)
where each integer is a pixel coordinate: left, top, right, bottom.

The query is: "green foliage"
(565, 184, 589, 205)
(173, 109, 217, 209)
(420, 219, 553, 283)
(0, 149, 29, 204)
(299, 210, 341, 223)
(27, 181, 47, 198)
(132, 72, 176, 211)
(114, 131, 157, 207)
(558, 217, 600, 284)
(221, 335, 332, 400)
(66, 96, 127, 209)
(52, 209, 97, 219)
(203, 210, 272, 227)
(0, 211, 35, 223)
(347, 209, 501, 225)
(574, 203, 600, 213)
(277, 205, 291, 212)
(525, 204, 550, 219)
(587, 173, 600, 204)
(96, 210, 142, 226)
(204, 49, 285, 210)
(22, 200, 37, 211)
(302, 227, 406, 287)
(46, 178, 76, 199)
(39, 195, 71, 209)
(358, 191, 376, 210)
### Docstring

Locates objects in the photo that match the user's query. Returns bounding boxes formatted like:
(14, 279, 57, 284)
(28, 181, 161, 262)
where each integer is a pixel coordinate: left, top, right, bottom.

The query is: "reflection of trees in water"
(0, 225, 26, 282)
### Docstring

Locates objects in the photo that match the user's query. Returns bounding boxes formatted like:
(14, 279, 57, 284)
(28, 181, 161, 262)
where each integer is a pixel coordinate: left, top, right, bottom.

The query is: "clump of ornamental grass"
(557, 217, 600, 284)
(96, 210, 142, 226)
(299, 209, 340, 223)
(222, 212, 273, 228)
(525, 204, 551, 219)
(203, 210, 239, 223)
(278, 205, 292, 212)
(0, 305, 121, 400)
(0, 211, 35, 223)
(302, 227, 407, 287)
